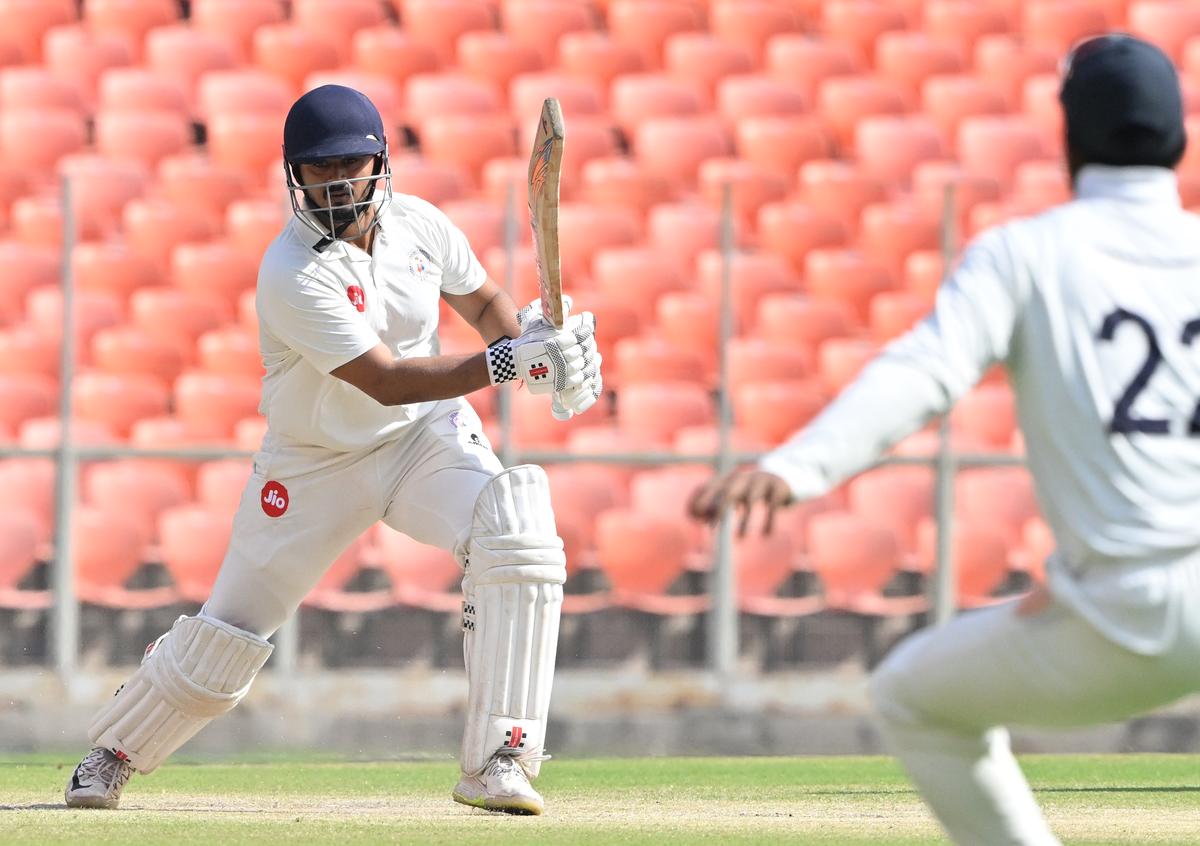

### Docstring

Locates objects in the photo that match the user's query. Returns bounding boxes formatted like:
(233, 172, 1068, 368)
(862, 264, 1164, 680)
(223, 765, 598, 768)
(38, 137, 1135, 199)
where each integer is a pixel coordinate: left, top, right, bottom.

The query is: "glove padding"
(550, 335, 602, 420)
(516, 294, 573, 332)
(486, 311, 597, 395)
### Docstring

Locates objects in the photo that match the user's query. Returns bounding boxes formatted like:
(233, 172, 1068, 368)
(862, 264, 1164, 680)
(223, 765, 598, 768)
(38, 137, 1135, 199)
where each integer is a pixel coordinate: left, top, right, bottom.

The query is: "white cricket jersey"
(255, 194, 486, 451)
(760, 166, 1200, 653)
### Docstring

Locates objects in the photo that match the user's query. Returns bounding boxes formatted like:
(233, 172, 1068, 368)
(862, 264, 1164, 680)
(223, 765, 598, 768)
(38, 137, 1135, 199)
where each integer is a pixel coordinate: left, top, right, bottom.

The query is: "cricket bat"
(528, 98, 565, 330)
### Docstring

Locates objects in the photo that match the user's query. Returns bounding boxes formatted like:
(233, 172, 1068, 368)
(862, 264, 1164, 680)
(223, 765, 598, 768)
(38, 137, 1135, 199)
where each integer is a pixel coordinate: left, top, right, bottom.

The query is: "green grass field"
(3, 754, 1199, 845)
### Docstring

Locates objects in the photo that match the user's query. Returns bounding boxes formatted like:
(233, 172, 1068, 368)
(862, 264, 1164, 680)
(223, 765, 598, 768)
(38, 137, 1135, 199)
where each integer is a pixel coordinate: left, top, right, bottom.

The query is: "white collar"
(1075, 165, 1181, 206)
(289, 212, 383, 263)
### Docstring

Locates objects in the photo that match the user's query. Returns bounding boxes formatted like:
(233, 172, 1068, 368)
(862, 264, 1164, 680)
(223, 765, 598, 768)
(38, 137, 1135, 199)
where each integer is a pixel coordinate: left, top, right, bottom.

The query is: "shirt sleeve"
(257, 270, 381, 375)
(759, 225, 1028, 500)
(410, 197, 487, 295)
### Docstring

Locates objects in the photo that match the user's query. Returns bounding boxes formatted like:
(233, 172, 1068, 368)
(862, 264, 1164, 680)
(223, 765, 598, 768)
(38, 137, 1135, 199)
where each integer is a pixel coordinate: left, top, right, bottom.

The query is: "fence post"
(930, 183, 959, 627)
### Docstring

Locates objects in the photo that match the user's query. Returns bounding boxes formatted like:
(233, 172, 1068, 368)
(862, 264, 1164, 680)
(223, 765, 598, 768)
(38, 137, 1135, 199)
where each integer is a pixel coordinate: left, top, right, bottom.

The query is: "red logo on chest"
(347, 285, 365, 312)
(261, 481, 289, 517)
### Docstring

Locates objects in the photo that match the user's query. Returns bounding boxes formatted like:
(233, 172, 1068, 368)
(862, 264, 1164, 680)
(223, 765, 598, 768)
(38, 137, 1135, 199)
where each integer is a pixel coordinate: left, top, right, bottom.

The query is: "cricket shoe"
(64, 747, 133, 809)
(452, 751, 544, 815)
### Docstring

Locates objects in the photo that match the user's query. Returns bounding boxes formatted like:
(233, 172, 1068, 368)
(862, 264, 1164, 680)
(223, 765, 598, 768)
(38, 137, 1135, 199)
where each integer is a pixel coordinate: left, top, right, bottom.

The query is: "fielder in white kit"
(692, 35, 1200, 845)
(64, 85, 602, 815)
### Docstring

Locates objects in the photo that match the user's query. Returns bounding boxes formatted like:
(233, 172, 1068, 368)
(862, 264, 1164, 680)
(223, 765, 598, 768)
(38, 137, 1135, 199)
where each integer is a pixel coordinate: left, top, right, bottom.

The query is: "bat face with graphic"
(528, 98, 565, 330)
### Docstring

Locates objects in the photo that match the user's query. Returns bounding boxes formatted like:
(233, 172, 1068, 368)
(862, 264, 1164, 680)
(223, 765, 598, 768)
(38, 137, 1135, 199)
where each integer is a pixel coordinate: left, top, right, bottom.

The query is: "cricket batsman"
(692, 35, 1200, 845)
(64, 85, 602, 815)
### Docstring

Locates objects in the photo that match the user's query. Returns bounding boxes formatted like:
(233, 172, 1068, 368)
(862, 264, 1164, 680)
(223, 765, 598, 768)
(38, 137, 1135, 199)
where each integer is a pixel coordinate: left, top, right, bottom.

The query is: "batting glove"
(486, 311, 596, 396)
(516, 294, 573, 332)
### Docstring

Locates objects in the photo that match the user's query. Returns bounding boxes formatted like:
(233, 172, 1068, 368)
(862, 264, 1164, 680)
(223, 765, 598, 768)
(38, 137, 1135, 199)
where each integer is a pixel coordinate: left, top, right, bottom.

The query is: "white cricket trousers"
(204, 398, 502, 637)
(869, 588, 1200, 846)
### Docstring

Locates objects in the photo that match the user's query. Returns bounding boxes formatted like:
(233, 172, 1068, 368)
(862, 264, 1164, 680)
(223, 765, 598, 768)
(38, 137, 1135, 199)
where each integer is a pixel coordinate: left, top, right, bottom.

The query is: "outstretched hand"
(687, 469, 794, 537)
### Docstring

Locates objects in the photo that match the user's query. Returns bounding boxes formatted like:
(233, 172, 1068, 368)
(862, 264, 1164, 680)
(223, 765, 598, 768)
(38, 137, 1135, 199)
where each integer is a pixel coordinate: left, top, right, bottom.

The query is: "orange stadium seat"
(698, 157, 789, 227)
(253, 23, 340, 92)
(394, 154, 469, 206)
(672, 422, 767, 455)
(903, 249, 945, 301)
(0, 67, 86, 116)
(192, 0, 286, 63)
(756, 201, 848, 274)
(18, 417, 115, 452)
(226, 198, 287, 261)
(647, 201, 729, 274)
(570, 290, 641, 365)
(158, 504, 233, 603)
(1014, 516, 1053, 583)
(458, 31, 543, 91)
(638, 115, 729, 186)
(754, 294, 859, 353)
(804, 248, 894, 323)
(697, 248, 801, 325)
(83, 0, 179, 59)
(0, 508, 50, 610)
(558, 31, 643, 91)
(655, 291, 719, 376)
(923, 0, 1009, 57)
(237, 289, 258, 334)
(73, 371, 169, 437)
(915, 516, 1014, 606)
(130, 416, 228, 487)
(869, 290, 928, 341)
(510, 70, 604, 122)
(764, 35, 860, 103)
(480, 245, 539, 305)
(854, 115, 945, 187)
(0, 457, 56, 543)
(950, 382, 1017, 451)
(973, 33, 1059, 107)
(559, 206, 640, 282)
(0, 241, 57, 324)
(595, 508, 707, 615)
(98, 68, 189, 119)
(1012, 159, 1071, 214)
(798, 159, 890, 235)
(610, 73, 707, 139)
(501, 0, 595, 65)
(123, 197, 218, 273)
(415, 114, 516, 184)
(859, 200, 941, 278)
(58, 154, 150, 243)
(545, 462, 629, 548)
(91, 325, 186, 388)
(921, 74, 1009, 149)
(958, 466, 1041, 548)
(74, 505, 177, 608)
(527, 115, 618, 190)
(292, 0, 389, 60)
(237, 417, 267, 452)
(912, 161, 1003, 231)
(0, 40, 23, 74)
(25, 287, 123, 359)
(174, 372, 262, 439)
(399, 0, 495, 66)
(206, 112, 286, 186)
(94, 110, 192, 171)
(733, 378, 827, 446)
(821, 0, 907, 65)
(579, 156, 679, 218)
(807, 510, 924, 622)
(352, 25, 440, 88)
(957, 115, 1048, 183)
(629, 464, 712, 555)
(144, 24, 237, 112)
(9, 194, 66, 249)
(728, 337, 813, 386)
(368, 526, 460, 613)
(305, 536, 394, 615)
(873, 31, 965, 99)
(816, 74, 910, 152)
(196, 458, 251, 514)
(170, 240, 262, 311)
(0, 110, 86, 171)
(0, 0, 76, 63)
(197, 69, 292, 124)
(818, 336, 879, 393)
(612, 336, 707, 388)
(617, 381, 713, 444)
(849, 465, 935, 557)
(664, 33, 753, 97)
(592, 246, 686, 314)
(156, 153, 249, 227)
(715, 74, 808, 130)
(606, 0, 703, 70)
(734, 115, 833, 181)
(1022, 0, 1108, 55)
(441, 199, 505, 257)
(709, 5, 805, 66)
(0, 326, 57, 381)
(0, 375, 55, 436)
(84, 460, 190, 543)
(1022, 72, 1065, 154)
(0, 160, 28, 229)
(129, 287, 230, 359)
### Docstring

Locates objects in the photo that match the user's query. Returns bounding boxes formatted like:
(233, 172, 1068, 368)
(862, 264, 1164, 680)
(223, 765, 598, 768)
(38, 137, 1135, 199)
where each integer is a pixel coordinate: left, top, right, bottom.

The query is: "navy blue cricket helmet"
(282, 85, 393, 242)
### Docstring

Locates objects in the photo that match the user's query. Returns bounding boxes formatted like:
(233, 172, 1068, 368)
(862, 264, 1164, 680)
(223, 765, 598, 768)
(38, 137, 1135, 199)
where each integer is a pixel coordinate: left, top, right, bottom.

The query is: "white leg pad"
(459, 464, 566, 779)
(89, 614, 273, 774)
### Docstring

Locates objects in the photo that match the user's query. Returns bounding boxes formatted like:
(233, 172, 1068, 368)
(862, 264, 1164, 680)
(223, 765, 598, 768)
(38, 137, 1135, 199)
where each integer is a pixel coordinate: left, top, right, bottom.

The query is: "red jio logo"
(347, 285, 365, 312)
(261, 481, 289, 517)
